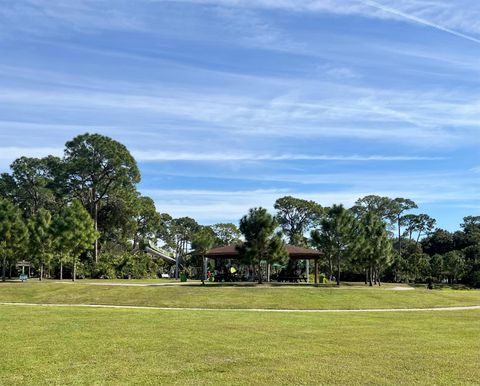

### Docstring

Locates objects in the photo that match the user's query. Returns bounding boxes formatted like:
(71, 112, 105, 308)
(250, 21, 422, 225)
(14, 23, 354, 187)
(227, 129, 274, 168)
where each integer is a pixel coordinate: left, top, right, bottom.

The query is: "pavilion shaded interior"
(204, 244, 323, 283)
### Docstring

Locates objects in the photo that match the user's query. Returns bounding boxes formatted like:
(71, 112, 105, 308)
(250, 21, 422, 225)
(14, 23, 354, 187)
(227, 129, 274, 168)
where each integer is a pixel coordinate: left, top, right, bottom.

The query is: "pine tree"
(311, 205, 354, 286)
(28, 208, 54, 281)
(0, 198, 28, 282)
(52, 200, 98, 281)
(192, 227, 215, 284)
(355, 211, 392, 286)
(239, 207, 288, 284)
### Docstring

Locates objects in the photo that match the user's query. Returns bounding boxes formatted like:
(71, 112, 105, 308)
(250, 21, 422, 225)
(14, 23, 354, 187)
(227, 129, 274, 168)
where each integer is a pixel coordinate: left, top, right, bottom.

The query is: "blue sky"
(1, 0, 479, 230)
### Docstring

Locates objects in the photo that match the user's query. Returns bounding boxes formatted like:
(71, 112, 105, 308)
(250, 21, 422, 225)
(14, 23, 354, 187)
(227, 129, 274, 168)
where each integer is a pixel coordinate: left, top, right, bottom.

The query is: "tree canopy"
(239, 207, 288, 283)
(274, 196, 322, 246)
(0, 132, 478, 286)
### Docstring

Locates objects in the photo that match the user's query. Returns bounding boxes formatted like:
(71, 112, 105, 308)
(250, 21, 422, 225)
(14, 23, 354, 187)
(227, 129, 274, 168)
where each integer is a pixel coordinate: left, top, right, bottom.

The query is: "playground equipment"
(144, 243, 176, 265)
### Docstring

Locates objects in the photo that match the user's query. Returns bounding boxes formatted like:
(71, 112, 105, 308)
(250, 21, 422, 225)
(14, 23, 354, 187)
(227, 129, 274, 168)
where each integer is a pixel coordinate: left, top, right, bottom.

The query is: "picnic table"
(277, 275, 307, 283)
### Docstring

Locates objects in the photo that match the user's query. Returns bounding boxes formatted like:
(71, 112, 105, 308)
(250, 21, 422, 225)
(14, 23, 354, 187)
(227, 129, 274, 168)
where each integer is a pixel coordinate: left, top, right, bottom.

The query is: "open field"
(1, 305, 479, 385)
(1, 282, 480, 385)
(1, 281, 479, 310)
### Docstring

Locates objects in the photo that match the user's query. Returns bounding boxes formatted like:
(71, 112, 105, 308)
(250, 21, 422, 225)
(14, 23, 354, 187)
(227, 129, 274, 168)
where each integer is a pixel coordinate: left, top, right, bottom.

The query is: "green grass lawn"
(80, 278, 181, 284)
(1, 306, 479, 385)
(1, 283, 479, 385)
(1, 281, 479, 310)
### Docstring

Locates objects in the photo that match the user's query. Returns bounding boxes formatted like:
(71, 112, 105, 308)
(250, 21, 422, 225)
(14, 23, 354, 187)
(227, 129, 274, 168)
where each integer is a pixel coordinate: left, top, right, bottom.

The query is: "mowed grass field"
(1, 281, 480, 309)
(1, 282, 480, 385)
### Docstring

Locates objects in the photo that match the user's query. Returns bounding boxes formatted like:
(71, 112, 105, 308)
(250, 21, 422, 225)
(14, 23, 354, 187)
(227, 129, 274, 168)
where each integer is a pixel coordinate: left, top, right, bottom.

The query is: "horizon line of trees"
(1, 133, 478, 287)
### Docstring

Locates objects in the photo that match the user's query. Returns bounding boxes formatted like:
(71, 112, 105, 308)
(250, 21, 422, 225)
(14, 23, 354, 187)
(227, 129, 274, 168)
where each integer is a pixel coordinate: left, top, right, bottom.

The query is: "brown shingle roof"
(205, 244, 322, 259)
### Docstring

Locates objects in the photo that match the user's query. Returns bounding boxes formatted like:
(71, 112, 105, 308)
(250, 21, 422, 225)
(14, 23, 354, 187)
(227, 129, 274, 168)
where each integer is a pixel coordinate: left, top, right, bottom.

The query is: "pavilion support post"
(204, 257, 208, 282)
(267, 264, 271, 282)
(175, 251, 180, 280)
(305, 259, 309, 283)
(314, 259, 319, 284)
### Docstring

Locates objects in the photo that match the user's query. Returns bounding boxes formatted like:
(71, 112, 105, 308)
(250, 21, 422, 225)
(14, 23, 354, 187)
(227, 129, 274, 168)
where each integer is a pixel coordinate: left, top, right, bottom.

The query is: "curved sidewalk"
(1, 301, 479, 313)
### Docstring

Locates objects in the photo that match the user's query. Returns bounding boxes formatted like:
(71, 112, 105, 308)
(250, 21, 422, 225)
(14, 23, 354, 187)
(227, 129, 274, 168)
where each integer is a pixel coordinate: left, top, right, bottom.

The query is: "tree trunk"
(39, 264, 43, 281)
(369, 264, 373, 286)
(398, 216, 402, 259)
(72, 257, 76, 282)
(60, 260, 63, 281)
(416, 231, 422, 244)
(365, 268, 368, 285)
(8, 262, 12, 279)
(329, 255, 333, 281)
(94, 200, 98, 264)
(336, 255, 341, 286)
(2, 255, 6, 282)
(257, 264, 263, 284)
(175, 248, 180, 280)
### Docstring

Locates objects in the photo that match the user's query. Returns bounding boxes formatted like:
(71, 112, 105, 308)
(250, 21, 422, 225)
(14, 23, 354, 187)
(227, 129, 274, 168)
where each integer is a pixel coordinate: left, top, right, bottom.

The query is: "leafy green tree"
(417, 254, 432, 281)
(63, 133, 141, 263)
(460, 216, 480, 246)
(192, 227, 216, 284)
(463, 244, 480, 286)
(403, 214, 436, 243)
(311, 205, 354, 285)
(130, 196, 161, 250)
(1, 156, 61, 217)
(51, 200, 98, 281)
(0, 173, 16, 201)
(210, 223, 242, 246)
(430, 254, 444, 282)
(443, 251, 465, 284)
(421, 229, 455, 256)
(97, 188, 138, 248)
(274, 196, 323, 246)
(0, 198, 28, 281)
(117, 252, 158, 279)
(28, 208, 54, 281)
(354, 211, 392, 286)
(392, 198, 417, 258)
(239, 207, 288, 283)
(157, 213, 174, 249)
(352, 195, 397, 223)
(171, 217, 200, 278)
(311, 225, 335, 282)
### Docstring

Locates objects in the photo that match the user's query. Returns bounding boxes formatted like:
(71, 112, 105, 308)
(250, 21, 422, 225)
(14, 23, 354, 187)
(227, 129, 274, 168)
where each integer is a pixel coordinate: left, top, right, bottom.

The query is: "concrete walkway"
(54, 281, 189, 287)
(1, 301, 479, 313)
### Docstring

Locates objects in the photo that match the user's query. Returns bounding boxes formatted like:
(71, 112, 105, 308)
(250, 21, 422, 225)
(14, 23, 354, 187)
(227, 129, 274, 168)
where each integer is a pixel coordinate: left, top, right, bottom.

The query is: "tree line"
(1, 133, 478, 286)
(0, 133, 242, 281)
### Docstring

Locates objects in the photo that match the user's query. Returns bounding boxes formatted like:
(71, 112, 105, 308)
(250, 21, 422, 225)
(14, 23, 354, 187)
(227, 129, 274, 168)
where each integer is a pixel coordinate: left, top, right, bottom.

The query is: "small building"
(204, 244, 323, 283)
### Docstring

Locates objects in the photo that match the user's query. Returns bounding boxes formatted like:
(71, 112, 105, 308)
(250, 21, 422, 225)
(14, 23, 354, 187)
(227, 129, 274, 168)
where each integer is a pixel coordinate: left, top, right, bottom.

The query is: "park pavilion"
(204, 244, 323, 283)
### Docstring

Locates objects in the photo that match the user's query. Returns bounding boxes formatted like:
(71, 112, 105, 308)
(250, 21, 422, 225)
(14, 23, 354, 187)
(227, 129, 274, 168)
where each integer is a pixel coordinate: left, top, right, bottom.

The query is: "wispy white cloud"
(0, 147, 63, 171)
(0, 0, 146, 35)
(4, 1, 480, 46)
(142, 171, 480, 223)
(0, 146, 63, 160)
(132, 150, 441, 162)
(1, 84, 479, 148)
(157, 0, 480, 41)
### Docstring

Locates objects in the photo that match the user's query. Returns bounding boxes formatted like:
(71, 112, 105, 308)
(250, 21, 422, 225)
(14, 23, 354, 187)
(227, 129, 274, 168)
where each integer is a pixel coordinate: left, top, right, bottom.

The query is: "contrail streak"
(358, 0, 480, 45)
